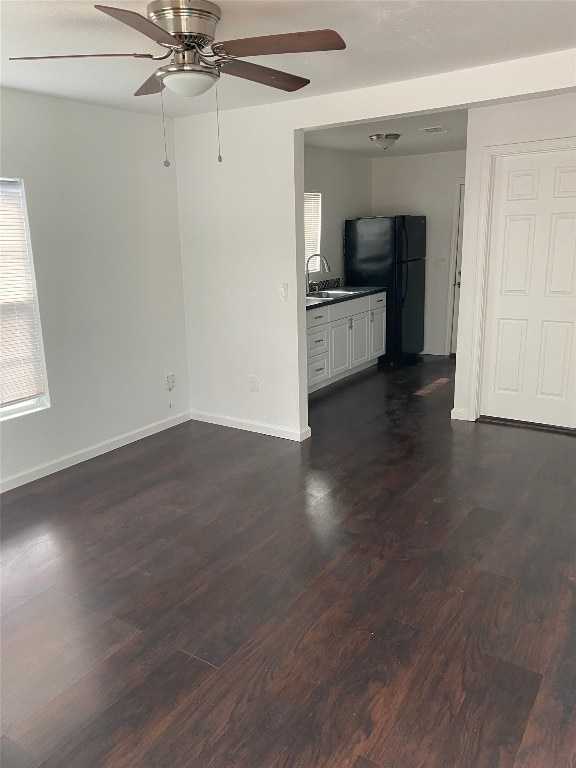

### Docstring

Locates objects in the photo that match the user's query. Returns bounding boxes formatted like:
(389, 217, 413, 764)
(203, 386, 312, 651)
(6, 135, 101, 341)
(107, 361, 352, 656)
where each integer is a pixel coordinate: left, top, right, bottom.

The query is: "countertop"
(305, 286, 386, 310)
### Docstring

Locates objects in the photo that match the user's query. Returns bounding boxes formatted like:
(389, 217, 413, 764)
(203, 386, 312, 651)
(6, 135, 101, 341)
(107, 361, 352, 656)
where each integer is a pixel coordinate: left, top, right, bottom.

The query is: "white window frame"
(0, 178, 50, 421)
(304, 191, 322, 273)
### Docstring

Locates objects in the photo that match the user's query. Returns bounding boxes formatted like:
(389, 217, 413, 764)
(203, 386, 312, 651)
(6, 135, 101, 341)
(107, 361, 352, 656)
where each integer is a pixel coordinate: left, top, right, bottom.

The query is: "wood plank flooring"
(1, 357, 575, 768)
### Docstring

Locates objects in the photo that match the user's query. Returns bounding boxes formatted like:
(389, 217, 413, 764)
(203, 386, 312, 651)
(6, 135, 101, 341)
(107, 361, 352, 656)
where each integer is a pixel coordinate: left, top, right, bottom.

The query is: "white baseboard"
(422, 349, 448, 356)
(0, 411, 192, 494)
(451, 407, 473, 421)
(190, 410, 310, 442)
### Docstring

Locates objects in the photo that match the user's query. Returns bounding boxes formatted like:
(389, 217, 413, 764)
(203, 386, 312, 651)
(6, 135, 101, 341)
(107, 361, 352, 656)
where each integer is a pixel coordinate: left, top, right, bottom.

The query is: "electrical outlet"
(248, 376, 258, 392)
(279, 283, 288, 301)
(165, 373, 175, 391)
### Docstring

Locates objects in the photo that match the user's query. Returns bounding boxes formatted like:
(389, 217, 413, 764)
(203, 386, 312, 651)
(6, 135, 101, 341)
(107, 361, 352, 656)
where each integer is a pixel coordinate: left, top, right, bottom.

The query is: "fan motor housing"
(147, 0, 221, 44)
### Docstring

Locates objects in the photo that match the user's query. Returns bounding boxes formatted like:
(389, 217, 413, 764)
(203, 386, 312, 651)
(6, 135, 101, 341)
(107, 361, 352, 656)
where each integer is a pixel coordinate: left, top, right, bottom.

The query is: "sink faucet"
(306, 253, 331, 295)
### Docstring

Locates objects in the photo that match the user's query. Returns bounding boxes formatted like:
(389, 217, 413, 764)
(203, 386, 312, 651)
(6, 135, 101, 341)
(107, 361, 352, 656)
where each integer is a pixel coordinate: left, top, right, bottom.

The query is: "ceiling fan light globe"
(162, 71, 216, 96)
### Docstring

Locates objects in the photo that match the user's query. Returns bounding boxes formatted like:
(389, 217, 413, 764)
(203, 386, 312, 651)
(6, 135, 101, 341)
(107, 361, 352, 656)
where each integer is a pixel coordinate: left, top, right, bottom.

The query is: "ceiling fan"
(10, 0, 346, 97)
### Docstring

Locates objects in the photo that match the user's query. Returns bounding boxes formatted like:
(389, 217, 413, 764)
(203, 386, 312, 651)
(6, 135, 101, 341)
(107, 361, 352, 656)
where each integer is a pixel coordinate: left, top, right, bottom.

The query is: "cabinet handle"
(315, 367, 324, 372)
(370, 311, 374, 323)
(349, 318, 353, 329)
(376, 299, 384, 303)
(314, 339, 323, 344)
(314, 315, 324, 319)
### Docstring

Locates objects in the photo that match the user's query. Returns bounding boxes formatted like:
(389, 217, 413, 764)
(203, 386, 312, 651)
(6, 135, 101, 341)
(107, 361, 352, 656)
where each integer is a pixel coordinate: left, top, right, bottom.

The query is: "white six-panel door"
(480, 147, 576, 428)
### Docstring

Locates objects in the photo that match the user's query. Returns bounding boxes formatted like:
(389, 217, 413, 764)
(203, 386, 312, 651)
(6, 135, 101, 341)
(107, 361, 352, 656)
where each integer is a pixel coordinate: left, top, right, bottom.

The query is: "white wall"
(174, 50, 575, 440)
(453, 91, 576, 420)
(304, 145, 372, 282)
(372, 150, 467, 354)
(0, 89, 190, 489)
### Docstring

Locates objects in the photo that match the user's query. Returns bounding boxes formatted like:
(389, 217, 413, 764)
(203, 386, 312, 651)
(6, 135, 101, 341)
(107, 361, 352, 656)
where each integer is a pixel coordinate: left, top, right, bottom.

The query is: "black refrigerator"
(344, 215, 426, 363)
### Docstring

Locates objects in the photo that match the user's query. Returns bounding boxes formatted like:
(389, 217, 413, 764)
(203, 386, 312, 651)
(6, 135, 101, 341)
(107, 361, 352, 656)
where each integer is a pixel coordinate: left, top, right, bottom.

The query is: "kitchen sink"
(307, 289, 361, 299)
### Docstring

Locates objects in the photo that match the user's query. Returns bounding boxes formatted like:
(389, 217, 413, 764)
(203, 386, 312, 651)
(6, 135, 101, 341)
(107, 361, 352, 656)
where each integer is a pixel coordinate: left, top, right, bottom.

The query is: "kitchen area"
(303, 110, 468, 395)
(306, 287, 388, 391)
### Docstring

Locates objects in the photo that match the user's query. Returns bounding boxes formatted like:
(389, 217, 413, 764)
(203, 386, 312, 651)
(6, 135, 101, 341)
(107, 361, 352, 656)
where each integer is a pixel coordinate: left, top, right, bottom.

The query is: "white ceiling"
(1, 1, 575, 118)
(305, 109, 468, 157)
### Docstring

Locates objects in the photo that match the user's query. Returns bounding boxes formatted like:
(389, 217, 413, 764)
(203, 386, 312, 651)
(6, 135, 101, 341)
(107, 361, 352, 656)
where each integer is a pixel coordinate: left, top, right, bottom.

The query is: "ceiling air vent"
(420, 126, 448, 134)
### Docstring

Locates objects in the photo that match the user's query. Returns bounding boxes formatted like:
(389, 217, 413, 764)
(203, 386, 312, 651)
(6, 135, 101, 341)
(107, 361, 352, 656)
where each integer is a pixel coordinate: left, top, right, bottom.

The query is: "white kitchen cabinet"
(307, 352, 329, 386)
(307, 291, 387, 392)
(369, 293, 387, 310)
(369, 308, 386, 359)
(306, 307, 330, 329)
(350, 312, 369, 367)
(307, 323, 329, 357)
(329, 317, 351, 376)
(330, 295, 370, 321)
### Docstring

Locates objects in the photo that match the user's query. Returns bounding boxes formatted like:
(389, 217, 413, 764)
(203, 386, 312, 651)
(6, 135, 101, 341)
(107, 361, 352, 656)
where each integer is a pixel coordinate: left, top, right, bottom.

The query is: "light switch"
(279, 283, 288, 301)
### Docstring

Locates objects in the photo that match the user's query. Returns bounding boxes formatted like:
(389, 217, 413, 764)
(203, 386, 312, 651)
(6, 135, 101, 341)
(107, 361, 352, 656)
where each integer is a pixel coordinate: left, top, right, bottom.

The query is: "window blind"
(304, 192, 321, 273)
(0, 178, 47, 410)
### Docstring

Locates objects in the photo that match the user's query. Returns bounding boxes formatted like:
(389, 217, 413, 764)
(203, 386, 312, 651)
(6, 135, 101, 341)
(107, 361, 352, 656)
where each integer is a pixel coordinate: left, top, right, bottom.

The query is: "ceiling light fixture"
(369, 133, 400, 150)
(157, 65, 219, 96)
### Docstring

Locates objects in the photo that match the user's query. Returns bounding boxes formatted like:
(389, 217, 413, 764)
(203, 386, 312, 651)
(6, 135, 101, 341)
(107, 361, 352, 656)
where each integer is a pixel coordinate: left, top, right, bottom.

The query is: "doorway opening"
(301, 108, 468, 400)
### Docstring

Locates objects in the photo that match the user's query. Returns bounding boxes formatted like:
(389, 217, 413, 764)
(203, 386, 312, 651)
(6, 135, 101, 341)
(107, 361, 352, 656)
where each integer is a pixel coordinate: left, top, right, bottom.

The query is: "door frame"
(465, 135, 576, 422)
(445, 177, 466, 355)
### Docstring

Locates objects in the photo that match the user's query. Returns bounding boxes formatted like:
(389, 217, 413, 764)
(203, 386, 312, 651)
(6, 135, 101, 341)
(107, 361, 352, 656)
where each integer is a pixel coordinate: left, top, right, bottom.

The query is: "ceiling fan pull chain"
(215, 79, 223, 163)
(160, 89, 170, 167)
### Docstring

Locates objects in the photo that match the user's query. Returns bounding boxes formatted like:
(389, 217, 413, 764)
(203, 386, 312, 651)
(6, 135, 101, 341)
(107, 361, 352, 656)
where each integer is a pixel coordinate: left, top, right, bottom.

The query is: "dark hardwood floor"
(1, 357, 575, 768)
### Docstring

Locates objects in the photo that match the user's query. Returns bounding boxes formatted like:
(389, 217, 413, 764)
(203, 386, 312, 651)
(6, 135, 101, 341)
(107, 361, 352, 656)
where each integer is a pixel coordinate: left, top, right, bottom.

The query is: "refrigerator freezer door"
(344, 218, 396, 287)
(396, 216, 427, 262)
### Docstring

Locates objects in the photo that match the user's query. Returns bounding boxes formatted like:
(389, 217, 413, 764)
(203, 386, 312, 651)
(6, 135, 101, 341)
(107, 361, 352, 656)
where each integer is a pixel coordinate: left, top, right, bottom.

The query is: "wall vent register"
(0, 178, 50, 420)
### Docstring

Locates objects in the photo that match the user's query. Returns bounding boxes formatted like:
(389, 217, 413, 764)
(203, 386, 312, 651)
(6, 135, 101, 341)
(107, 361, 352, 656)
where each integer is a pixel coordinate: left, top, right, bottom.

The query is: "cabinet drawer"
(306, 307, 330, 329)
(369, 292, 387, 309)
(308, 352, 329, 386)
(307, 324, 329, 357)
(329, 296, 369, 322)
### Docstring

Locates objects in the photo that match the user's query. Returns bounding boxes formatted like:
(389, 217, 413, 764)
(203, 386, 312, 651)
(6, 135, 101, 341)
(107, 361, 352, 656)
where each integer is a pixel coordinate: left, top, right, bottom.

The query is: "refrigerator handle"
(401, 226, 410, 305)
(402, 225, 409, 261)
(402, 261, 409, 306)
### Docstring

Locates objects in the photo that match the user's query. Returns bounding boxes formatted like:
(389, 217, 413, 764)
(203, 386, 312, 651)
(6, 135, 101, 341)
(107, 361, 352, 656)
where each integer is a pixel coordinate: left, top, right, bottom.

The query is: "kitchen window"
(304, 191, 322, 272)
(0, 178, 50, 420)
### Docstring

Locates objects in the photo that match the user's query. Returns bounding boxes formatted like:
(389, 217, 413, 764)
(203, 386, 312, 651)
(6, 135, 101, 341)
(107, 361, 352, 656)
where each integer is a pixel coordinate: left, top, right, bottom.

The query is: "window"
(0, 178, 49, 420)
(304, 191, 322, 272)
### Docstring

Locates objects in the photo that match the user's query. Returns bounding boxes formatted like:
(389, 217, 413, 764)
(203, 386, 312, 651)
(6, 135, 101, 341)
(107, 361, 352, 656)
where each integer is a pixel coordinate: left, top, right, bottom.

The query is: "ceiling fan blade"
(10, 53, 155, 61)
(214, 29, 345, 58)
(220, 60, 309, 92)
(134, 71, 164, 96)
(94, 5, 176, 47)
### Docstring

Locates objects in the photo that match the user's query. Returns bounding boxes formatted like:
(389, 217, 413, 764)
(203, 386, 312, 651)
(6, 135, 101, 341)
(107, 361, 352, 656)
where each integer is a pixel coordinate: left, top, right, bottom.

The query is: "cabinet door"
(369, 308, 386, 359)
(351, 312, 369, 368)
(329, 317, 351, 376)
